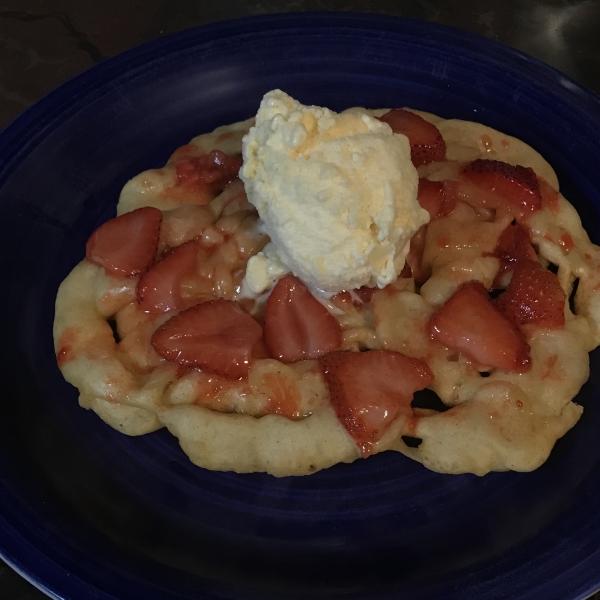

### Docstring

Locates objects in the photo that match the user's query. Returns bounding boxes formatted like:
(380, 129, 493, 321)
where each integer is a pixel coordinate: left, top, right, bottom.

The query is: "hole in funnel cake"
(569, 278, 580, 314)
(402, 436, 423, 449)
(480, 371, 491, 378)
(107, 318, 120, 343)
(488, 288, 503, 299)
(411, 389, 449, 413)
(547, 262, 559, 275)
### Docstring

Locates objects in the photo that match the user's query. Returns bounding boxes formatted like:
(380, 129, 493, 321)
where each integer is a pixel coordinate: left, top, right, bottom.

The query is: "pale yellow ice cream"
(240, 90, 427, 294)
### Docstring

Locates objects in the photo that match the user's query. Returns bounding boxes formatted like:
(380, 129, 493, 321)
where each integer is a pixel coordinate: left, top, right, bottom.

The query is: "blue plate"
(2, 13, 600, 600)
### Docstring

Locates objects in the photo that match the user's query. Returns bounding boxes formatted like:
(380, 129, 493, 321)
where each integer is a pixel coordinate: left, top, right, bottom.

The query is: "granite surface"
(1, 0, 600, 598)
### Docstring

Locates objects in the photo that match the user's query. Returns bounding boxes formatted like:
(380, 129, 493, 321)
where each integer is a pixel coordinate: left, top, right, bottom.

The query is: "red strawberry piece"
(417, 179, 444, 219)
(252, 336, 272, 359)
(419, 179, 457, 218)
(86, 207, 162, 277)
(459, 159, 542, 218)
(175, 150, 242, 198)
(320, 350, 433, 456)
(378, 109, 446, 167)
(429, 281, 531, 372)
(151, 299, 263, 379)
(137, 240, 201, 313)
(491, 222, 537, 285)
(494, 222, 537, 266)
(439, 187, 457, 216)
(399, 264, 412, 278)
(495, 261, 566, 329)
(264, 274, 341, 363)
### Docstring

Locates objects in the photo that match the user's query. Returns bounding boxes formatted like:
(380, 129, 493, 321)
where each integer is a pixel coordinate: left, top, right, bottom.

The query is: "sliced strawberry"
(252, 336, 272, 359)
(495, 261, 566, 329)
(151, 299, 262, 379)
(456, 159, 542, 219)
(86, 207, 162, 277)
(439, 187, 457, 216)
(417, 178, 456, 221)
(137, 240, 201, 313)
(491, 222, 537, 285)
(399, 265, 412, 278)
(264, 274, 341, 363)
(429, 281, 531, 372)
(494, 222, 537, 266)
(378, 109, 446, 166)
(417, 179, 444, 219)
(175, 150, 242, 198)
(320, 350, 433, 456)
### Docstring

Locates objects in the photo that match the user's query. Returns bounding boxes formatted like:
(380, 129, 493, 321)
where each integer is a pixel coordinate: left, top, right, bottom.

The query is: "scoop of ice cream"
(240, 90, 428, 294)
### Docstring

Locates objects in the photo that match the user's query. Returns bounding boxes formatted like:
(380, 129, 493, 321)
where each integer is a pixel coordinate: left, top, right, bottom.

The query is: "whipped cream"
(240, 90, 428, 293)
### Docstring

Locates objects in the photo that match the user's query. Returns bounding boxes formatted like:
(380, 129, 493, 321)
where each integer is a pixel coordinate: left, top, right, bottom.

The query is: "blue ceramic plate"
(2, 13, 600, 600)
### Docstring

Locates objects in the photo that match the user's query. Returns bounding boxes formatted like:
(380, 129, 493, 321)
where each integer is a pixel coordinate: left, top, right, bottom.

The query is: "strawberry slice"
(421, 179, 458, 219)
(264, 274, 341, 363)
(137, 240, 201, 313)
(175, 150, 242, 198)
(456, 159, 542, 219)
(86, 207, 162, 277)
(378, 109, 446, 166)
(417, 179, 444, 219)
(429, 281, 531, 372)
(495, 261, 566, 329)
(320, 350, 433, 456)
(491, 222, 537, 285)
(252, 336, 272, 359)
(151, 299, 263, 379)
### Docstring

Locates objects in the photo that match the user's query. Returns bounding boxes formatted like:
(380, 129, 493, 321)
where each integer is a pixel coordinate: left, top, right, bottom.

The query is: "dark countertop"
(1, 1, 599, 598)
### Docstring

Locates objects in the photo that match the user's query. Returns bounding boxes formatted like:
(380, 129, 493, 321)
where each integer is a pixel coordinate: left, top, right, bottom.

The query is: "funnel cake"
(54, 107, 600, 476)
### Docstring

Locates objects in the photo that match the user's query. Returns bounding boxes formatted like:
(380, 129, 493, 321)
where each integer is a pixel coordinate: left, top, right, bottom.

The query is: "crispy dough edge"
(54, 261, 162, 435)
(158, 404, 358, 477)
